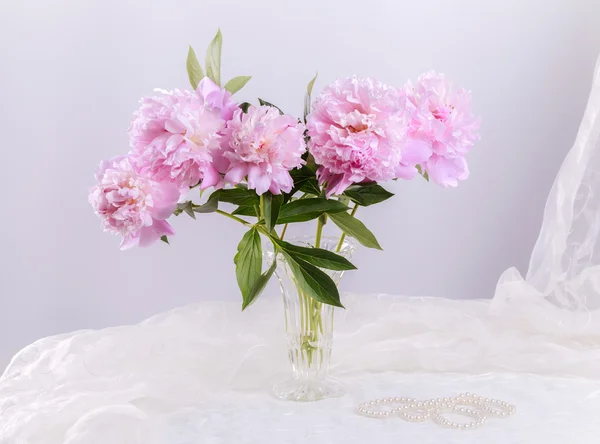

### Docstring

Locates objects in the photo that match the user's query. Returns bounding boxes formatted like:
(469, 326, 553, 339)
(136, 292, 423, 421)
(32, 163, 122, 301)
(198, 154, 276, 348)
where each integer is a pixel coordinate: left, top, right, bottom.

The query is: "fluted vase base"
(273, 377, 346, 402)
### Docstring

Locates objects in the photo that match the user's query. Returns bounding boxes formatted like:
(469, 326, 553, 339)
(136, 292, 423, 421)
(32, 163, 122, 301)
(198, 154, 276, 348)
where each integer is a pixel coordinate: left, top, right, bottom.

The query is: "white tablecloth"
(150, 373, 600, 444)
(2, 294, 600, 443)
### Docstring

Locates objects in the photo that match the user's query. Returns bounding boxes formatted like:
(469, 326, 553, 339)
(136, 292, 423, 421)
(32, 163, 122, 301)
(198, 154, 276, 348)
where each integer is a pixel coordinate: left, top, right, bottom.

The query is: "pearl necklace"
(357, 393, 515, 430)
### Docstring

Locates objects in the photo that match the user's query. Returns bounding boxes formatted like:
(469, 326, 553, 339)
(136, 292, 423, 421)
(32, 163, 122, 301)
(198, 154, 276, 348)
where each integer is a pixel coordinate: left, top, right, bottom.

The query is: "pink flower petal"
(164, 119, 186, 134)
(395, 164, 418, 180)
(247, 164, 272, 196)
(199, 164, 223, 190)
(224, 163, 247, 185)
(197, 77, 238, 120)
(424, 154, 469, 187)
(401, 138, 433, 164)
(318, 169, 354, 197)
(138, 219, 175, 248)
(151, 182, 181, 220)
(120, 233, 140, 250)
(196, 77, 221, 99)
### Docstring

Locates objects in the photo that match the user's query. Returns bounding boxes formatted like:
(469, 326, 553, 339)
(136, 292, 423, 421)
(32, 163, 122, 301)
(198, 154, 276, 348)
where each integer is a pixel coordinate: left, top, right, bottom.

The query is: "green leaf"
(290, 165, 321, 196)
(242, 257, 277, 310)
(274, 239, 356, 270)
(234, 228, 262, 302)
(239, 102, 251, 113)
(176, 201, 196, 219)
(343, 183, 394, 207)
(219, 188, 259, 207)
(174, 193, 222, 217)
(205, 29, 223, 86)
(224, 76, 252, 94)
(337, 195, 350, 207)
(186, 46, 204, 90)
(286, 161, 321, 203)
(282, 251, 343, 307)
(416, 164, 429, 182)
(277, 198, 348, 224)
(262, 192, 283, 232)
(231, 205, 258, 217)
(192, 190, 221, 213)
(304, 72, 318, 121)
(328, 211, 382, 250)
(304, 153, 319, 173)
(306, 72, 318, 97)
(258, 98, 284, 115)
(160, 235, 169, 244)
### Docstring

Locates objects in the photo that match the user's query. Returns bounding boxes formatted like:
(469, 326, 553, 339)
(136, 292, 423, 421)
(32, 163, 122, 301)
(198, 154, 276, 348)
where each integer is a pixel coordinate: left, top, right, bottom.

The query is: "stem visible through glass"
(298, 216, 327, 365)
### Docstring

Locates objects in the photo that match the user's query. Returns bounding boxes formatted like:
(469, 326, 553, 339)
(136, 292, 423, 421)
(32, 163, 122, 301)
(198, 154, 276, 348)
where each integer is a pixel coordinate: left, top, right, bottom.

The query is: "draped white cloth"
(3, 295, 600, 443)
(3, 59, 600, 443)
(495, 54, 600, 314)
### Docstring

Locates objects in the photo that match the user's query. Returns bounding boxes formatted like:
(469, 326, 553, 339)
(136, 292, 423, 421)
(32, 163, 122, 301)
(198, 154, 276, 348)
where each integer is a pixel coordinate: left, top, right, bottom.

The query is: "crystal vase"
(268, 236, 357, 402)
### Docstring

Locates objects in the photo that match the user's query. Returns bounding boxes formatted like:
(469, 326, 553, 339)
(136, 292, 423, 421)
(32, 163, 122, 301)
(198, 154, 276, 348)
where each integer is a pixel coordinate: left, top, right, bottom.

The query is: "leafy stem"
(216, 209, 251, 226)
(255, 224, 276, 239)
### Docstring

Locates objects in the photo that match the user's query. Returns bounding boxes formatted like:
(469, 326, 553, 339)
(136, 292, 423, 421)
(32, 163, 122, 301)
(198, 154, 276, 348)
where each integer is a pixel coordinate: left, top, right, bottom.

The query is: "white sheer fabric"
(2, 296, 600, 443)
(526, 55, 600, 310)
(2, 59, 600, 443)
(493, 55, 600, 338)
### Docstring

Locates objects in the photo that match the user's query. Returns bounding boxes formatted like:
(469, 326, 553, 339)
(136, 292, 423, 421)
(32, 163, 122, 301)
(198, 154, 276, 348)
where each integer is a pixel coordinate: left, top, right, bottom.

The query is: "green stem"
(336, 204, 359, 252)
(216, 209, 251, 226)
(315, 217, 324, 249)
(299, 284, 306, 340)
(280, 223, 289, 240)
(259, 194, 265, 220)
(255, 224, 279, 240)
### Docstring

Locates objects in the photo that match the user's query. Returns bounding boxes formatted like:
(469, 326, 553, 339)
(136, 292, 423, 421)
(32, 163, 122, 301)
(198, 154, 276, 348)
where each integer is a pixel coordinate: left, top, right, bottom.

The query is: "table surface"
(2, 295, 600, 443)
(7, 372, 598, 444)
(151, 373, 600, 444)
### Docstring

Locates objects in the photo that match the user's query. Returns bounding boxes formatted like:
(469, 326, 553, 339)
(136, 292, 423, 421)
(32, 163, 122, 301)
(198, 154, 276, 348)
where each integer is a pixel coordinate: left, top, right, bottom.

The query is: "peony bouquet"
(90, 29, 480, 309)
(90, 30, 479, 400)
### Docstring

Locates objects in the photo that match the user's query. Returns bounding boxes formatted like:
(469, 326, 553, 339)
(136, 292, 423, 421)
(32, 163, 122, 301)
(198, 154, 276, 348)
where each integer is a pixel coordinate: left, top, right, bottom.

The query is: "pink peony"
(221, 105, 306, 195)
(306, 77, 430, 196)
(88, 156, 179, 249)
(402, 71, 480, 187)
(128, 78, 237, 191)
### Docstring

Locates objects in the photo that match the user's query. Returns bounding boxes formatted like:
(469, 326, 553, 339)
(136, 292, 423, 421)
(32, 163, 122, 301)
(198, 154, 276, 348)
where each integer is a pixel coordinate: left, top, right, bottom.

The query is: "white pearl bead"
(357, 392, 515, 429)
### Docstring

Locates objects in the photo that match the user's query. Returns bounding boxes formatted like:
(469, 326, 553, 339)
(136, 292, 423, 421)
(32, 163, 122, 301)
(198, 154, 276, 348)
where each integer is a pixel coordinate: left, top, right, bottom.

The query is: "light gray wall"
(1, 0, 599, 367)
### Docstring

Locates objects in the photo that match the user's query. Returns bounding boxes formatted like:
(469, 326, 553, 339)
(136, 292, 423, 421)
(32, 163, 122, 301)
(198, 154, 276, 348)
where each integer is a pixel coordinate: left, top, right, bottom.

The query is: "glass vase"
(267, 236, 357, 402)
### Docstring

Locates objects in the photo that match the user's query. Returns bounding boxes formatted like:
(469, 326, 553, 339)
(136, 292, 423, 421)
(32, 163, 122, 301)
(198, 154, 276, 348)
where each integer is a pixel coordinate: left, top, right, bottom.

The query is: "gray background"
(1, 0, 599, 368)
